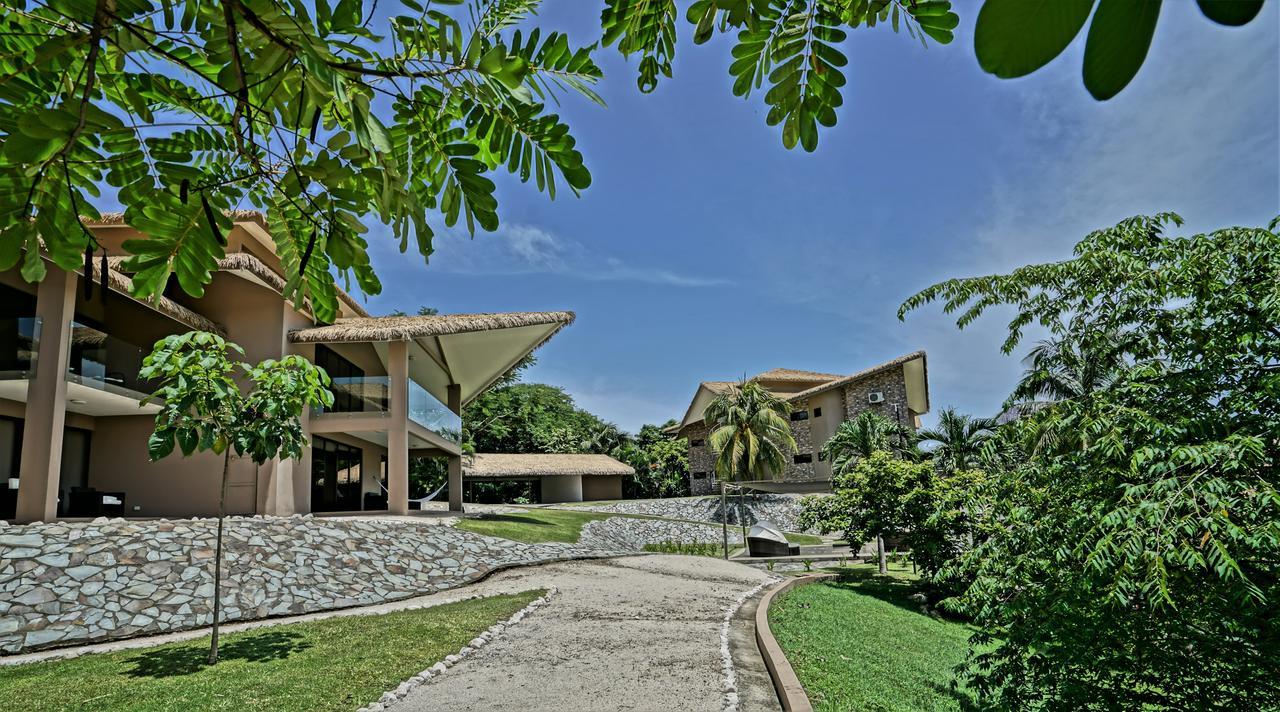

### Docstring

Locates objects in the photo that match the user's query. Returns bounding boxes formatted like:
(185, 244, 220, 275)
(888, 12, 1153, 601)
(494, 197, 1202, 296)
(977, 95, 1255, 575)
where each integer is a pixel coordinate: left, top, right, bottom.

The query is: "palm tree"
(918, 408, 998, 471)
(703, 381, 797, 549)
(704, 380, 797, 482)
(820, 410, 918, 475)
(1009, 334, 1125, 406)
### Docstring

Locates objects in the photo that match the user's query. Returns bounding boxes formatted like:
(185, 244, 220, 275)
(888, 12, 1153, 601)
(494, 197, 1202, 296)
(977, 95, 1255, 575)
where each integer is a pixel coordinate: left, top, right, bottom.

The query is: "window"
(693, 472, 709, 480)
(793, 453, 813, 464)
(813, 407, 822, 417)
(691, 438, 705, 447)
(790, 410, 809, 421)
(315, 345, 366, 412)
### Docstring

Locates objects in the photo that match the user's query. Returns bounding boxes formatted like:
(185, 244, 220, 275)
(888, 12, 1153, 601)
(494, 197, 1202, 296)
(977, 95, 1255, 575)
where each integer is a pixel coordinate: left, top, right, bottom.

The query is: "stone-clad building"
(669, 353, 929, 495)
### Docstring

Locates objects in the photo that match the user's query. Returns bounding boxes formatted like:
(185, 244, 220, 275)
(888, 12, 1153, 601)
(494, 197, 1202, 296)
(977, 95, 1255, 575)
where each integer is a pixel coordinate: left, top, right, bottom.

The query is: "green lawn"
(0, 591, 543, 712)
(769, 564, 978, 712)
(454, 508, 611, 543)
(785, 531, 823, 545)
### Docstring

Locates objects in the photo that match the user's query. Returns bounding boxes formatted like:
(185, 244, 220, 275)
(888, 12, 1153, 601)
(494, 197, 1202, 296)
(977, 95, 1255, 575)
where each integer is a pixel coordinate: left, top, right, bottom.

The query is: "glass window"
(813, 407, 822, 417)
(793, 453, 813, 464)
(315, 345, 366, 412)
(690, 438, 705, 447)
(790, 410, 809, 421)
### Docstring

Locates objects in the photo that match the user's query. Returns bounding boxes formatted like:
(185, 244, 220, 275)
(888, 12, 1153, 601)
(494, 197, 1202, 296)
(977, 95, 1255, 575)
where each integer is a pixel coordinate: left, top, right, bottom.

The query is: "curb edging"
(755, 573, 835, 712)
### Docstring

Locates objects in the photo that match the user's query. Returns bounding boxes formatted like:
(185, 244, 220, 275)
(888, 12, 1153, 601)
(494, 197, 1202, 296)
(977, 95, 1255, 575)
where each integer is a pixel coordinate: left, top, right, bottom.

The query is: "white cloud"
(429, 223, 731, 287)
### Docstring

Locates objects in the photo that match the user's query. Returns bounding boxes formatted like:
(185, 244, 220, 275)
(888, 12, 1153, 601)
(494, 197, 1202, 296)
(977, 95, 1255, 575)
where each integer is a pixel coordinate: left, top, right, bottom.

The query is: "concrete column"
(446, 383, 463, 512)
(16, 267, 77, 523)
(387, 340, 410, 515)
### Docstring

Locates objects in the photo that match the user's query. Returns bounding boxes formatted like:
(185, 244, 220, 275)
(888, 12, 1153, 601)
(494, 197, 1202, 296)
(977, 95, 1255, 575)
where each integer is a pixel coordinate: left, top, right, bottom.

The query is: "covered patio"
(288, 312, 575, 514)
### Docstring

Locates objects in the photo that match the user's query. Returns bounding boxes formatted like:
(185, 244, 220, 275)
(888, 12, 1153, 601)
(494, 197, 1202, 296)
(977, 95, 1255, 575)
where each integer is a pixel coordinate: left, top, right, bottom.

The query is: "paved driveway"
(395, 555, 782, 712)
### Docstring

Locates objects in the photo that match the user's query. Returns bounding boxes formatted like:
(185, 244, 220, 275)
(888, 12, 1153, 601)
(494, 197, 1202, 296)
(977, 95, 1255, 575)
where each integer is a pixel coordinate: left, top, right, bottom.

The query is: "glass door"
(310, 436, 362, 512)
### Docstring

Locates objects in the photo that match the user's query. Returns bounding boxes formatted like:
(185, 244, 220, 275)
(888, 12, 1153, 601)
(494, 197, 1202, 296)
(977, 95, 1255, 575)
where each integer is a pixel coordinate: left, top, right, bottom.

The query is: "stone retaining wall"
(571, 494, 820, 534)
(0, 516, 614, 655)
(579, 518, 743, 551)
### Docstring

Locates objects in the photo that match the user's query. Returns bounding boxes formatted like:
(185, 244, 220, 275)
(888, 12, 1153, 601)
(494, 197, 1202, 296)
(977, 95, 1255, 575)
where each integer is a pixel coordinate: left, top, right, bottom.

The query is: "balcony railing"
(0, 317, 40, 380)
(316, 376, 462, 445)
(408, 379, 462, 444)
(67, 322, 150, 397)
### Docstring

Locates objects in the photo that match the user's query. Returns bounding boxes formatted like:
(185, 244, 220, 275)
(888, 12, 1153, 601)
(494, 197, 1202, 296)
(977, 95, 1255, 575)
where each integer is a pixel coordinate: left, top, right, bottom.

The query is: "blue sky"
(362, 3, 1279, 434)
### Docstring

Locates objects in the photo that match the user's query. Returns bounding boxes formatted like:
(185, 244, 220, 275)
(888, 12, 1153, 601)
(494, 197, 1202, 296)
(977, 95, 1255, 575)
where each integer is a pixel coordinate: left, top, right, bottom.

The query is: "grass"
(642, 540, 727, 557)
(0, 590, 543, 712)
(785, 531, 823, 545)
(454, 508, 612, 543)
(768, 563, 978, 711)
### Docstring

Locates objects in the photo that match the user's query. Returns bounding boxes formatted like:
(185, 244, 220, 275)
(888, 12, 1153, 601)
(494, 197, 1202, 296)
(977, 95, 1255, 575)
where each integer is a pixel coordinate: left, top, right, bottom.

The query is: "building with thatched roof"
(2, 212, 573, 523)
(463, 453, 634, 503)
(669, 353, 930, 495)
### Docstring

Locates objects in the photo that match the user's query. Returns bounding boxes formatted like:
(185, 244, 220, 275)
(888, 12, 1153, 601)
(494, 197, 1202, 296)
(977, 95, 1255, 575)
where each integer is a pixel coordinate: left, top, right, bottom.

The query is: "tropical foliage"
(973, 0, 1265, 100)
(464, 382, 624, 456)
(703, 380, 797, 483)
(798, 450, 933, 573)
(899, 214, 1280, 709)
(916, 407, 996, 472)
(1, 0, 1264, 323)
(140, 330, 332, 664)
(617, 421, 691, 499)
(819, 410, 917, 474)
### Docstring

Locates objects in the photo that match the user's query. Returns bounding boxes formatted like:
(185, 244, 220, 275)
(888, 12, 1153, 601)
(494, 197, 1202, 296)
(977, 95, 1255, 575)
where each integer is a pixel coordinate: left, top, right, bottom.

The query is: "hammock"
(379, 479, 449, 507)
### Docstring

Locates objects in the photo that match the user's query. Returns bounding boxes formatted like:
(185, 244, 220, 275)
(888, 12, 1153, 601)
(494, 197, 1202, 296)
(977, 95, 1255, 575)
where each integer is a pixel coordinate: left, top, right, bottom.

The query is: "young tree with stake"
(140, 331, 332, 664)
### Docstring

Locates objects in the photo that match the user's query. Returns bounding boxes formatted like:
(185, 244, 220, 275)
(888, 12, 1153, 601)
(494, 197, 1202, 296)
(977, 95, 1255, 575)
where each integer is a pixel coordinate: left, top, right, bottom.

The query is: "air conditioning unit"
(867, 391, 885, 404)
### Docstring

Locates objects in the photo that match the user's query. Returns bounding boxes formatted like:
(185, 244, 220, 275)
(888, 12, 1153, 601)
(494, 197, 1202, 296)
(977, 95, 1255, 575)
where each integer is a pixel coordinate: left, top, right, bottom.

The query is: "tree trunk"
(877, 533, 887, 575)
(738, 489, 748, 550)
(209, 450, 230, 665)
(720, 481, 729, 560)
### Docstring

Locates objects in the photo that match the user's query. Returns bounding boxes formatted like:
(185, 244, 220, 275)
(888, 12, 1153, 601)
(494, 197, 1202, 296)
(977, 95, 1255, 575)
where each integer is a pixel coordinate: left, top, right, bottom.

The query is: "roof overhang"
(288, 312, 575, 406)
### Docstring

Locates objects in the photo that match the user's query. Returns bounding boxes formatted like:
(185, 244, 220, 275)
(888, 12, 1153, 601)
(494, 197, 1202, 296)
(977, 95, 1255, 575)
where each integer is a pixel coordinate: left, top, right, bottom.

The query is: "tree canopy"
(2, 0, 1265, 324)
(899, 213, 1280, 709)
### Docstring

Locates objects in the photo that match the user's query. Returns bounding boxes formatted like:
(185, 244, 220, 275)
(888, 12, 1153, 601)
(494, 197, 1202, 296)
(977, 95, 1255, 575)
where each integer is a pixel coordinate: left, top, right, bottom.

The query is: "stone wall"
(685, 422, 717, 496)
(843, 368, 915, 428)
(579, 518, 742, 551)
(572, 494, 821, 534)
(0, 515, 614, 655)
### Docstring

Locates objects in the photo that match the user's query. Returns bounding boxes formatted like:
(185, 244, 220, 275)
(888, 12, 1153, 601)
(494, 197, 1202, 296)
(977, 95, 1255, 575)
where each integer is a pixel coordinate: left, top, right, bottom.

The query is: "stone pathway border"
(720, 578, 777, 712)
(754, 574, 835, 712)
(359, 588, 558, 712)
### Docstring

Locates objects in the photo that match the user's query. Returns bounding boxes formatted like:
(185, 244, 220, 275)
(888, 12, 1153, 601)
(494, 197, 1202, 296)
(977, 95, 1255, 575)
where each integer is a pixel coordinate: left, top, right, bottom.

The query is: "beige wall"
(581, 475, 622, 502)
(88, 414, 260, 517)
(806, 389, 846, 481)
(540, 475, 583, 503)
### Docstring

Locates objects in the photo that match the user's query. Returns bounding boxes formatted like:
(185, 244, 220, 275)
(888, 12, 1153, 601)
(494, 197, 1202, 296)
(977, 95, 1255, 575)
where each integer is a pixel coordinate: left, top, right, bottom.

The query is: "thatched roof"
(463, 453, 635, 478)
(86, 210, 267, 229)
(287, 312, 576, 344)
(85, 261, 225, 335)
(785, 351, 927, 403)
(109, 248, 371, 320)
(752, 367, 844, 383)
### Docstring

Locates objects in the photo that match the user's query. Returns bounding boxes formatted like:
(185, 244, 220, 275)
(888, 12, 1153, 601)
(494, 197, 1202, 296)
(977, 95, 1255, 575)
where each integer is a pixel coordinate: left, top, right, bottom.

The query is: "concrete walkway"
(395, 555, 782, 712)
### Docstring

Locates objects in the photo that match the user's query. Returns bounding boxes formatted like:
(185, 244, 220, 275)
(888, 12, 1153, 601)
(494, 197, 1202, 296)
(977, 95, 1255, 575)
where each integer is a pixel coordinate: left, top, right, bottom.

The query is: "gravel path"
(394, 555, 782, 712)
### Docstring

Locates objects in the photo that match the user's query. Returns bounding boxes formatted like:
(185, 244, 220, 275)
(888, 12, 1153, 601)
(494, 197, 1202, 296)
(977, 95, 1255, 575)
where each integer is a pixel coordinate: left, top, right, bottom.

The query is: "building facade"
(671, 354, 929, 496)
(1, 213, 573, 523)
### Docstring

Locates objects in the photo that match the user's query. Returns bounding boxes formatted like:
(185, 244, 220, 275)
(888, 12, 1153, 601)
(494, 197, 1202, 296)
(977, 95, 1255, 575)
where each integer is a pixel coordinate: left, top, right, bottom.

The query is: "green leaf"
(1196, 0, 1264, 26)
(974, 0, 1096, 78)
(1082, 0, 1162, 101)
